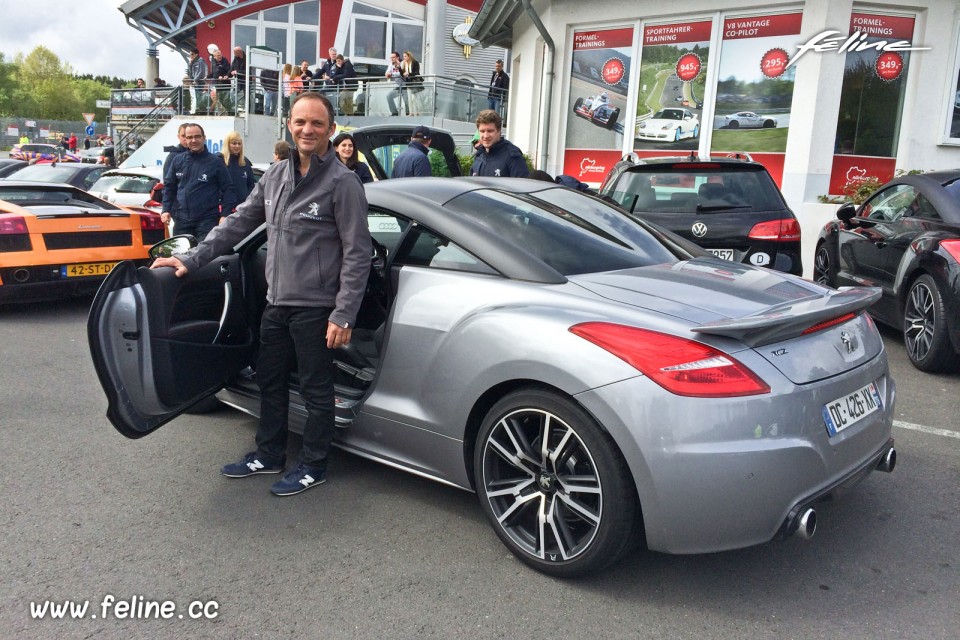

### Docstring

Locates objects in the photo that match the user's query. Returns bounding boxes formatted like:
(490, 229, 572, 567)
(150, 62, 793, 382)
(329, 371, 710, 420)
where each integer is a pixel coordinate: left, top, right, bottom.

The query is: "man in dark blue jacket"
(391, 126, 432, 178)
(161, 123, 236, 242)
(470, 109, 529, 178)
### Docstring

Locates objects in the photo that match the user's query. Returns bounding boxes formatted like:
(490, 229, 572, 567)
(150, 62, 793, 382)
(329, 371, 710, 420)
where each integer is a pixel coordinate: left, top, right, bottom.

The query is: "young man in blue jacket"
(151, 94, 372, 497)
(160, 123, 236, 242)
(470, 109, 529, 178)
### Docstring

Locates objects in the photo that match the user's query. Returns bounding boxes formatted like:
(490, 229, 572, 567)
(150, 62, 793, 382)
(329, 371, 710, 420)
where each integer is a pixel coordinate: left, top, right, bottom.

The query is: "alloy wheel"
(814, 245, 832, 286)
(904, 279, 937, 363)
(481, 407, 602, 563)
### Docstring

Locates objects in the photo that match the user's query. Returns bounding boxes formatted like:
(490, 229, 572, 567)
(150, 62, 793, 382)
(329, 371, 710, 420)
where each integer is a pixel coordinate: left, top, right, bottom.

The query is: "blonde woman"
(282, 63, 302, 115)
(401, 51, 422, 115)
(221, 131, 255, 217)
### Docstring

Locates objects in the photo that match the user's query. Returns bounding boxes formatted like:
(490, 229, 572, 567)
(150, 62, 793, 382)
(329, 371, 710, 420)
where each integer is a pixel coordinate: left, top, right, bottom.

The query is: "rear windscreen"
(608, 167, 786, 214)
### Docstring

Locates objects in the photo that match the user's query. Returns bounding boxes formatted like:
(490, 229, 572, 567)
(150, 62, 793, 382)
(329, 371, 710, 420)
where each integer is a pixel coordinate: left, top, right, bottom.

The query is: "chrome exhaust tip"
(795, 507, 817, 540)
(876, 447, 897, 473)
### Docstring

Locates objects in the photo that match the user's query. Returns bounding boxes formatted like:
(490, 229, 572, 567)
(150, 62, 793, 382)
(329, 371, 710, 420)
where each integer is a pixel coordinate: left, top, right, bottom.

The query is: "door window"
(861, 184, 916, 222)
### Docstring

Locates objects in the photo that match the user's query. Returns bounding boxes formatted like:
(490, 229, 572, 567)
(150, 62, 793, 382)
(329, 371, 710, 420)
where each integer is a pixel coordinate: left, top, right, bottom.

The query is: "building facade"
(469, 0, 960, 211)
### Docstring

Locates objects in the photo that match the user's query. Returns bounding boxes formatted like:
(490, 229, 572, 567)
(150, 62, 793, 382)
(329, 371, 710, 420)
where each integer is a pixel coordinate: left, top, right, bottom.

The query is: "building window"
(828, 12, 917, 194)
(947, 22, 960, 141)
(233, 0, 320, 66)
(346, 2, 424, 66)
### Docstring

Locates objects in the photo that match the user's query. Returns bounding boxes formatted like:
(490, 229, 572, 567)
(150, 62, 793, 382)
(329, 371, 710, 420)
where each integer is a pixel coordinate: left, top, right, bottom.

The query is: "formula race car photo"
(573, 93, 621, 130)
(636, 108, 700, 142)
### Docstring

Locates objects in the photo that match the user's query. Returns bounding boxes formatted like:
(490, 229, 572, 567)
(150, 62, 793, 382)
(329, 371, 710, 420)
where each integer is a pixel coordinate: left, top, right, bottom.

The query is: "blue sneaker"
(221, 452, 285, 478)
(270, 463, 326, 496)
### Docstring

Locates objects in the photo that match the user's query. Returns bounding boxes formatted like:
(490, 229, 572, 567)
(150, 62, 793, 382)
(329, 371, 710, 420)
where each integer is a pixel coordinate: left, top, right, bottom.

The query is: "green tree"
(0, 52, 17, 116)
(7, 46, 113, 120)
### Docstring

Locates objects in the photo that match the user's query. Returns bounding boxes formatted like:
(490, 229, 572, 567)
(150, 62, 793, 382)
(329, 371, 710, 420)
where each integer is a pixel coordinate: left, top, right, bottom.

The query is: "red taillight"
(570, 322, 770, 397)
(801, 312, 856, 335)
(941, 239, 960, 263)
(143, 199, 162, 209)
(748, 218, 801, 241)
(0, 217, 28, 235)
(139, 214, 165, 231)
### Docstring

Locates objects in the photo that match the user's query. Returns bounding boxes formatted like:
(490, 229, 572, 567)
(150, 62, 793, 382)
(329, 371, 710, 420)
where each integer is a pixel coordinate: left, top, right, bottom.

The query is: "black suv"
(599, 154, 802, 275)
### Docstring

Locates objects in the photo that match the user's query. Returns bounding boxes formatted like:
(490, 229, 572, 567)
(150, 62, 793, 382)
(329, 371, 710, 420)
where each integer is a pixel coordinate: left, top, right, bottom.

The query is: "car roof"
(364, 177, 651, 285)
(614, 153, 764, 170)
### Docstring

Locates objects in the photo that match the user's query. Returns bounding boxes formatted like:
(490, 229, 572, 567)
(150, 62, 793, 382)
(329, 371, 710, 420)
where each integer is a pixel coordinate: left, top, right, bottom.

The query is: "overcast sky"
(0, 0, 186, 81)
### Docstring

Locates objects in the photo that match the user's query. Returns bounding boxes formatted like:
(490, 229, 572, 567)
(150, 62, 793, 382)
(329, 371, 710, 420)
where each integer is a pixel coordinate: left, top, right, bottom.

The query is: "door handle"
(211, 281, 232, 344)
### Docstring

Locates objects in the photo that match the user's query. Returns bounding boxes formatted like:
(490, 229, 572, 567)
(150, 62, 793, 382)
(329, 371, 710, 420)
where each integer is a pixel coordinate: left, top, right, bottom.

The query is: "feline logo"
(199, 173, 209, 182)
(494, 169, 501, 176)
(579, 158, 604, 177)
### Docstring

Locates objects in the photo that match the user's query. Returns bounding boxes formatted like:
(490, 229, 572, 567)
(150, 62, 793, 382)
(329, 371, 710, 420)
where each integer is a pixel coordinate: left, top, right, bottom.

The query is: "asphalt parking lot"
(1, 295, 957, 639)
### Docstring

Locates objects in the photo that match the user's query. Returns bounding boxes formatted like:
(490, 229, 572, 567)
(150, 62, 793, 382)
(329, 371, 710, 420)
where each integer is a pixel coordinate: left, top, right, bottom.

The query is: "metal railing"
(266, 74, 506, 121)
(111, 87, 182, 165)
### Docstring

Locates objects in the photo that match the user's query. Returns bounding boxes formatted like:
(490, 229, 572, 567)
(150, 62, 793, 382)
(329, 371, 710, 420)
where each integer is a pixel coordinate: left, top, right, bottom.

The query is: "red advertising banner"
(849, 13, 916, 40)
(562, 150, 625, 184)
(574, 28, 634, 51)
(644, 21, 713, 45)
(723, 13, 803, 40)
(828, 156, 897, 195)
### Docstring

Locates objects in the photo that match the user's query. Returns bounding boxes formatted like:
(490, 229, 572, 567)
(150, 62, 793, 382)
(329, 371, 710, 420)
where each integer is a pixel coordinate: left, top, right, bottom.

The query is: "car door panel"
(88, 255, 254, 438)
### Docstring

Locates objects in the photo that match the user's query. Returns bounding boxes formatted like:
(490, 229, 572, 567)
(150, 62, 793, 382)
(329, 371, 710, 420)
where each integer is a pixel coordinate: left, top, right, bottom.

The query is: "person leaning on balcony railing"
(229, 46, 247, 110)
(260, 67, 280, 116)
(330, 55, 356, 115)
(209, 48, 231, 113)
(186, 48, 209, 115)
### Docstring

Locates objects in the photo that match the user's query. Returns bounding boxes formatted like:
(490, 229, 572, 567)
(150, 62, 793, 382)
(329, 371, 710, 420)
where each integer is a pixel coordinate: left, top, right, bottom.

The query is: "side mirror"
(836, 203, 857, 224)
(149, 235, 196, 260)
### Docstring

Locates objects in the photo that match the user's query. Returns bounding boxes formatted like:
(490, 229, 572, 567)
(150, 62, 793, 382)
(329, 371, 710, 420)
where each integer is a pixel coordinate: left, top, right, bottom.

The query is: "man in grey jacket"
(152, 92, 372, 496)
(187, 48, 208, 114)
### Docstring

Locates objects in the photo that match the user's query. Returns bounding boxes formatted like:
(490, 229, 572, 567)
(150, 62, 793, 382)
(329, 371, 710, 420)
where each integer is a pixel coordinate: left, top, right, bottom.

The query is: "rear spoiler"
(692, 286, 881, 347)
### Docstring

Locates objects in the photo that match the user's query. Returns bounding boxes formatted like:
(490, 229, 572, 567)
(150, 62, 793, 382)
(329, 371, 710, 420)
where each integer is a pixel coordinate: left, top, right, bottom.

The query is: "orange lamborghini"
(0, 181, 167, 304)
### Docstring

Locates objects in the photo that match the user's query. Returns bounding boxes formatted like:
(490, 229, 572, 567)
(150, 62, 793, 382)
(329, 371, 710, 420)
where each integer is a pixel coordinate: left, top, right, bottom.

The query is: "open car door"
(88, 255, 255, 438)
(351, 125, 462, 180)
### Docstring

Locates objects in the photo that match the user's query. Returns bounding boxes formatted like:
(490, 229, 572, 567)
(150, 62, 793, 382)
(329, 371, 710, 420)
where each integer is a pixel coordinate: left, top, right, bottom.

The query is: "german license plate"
(62, 262, 116, 277)
(708, 249, 735, 261)
(822, 381, 883, 437)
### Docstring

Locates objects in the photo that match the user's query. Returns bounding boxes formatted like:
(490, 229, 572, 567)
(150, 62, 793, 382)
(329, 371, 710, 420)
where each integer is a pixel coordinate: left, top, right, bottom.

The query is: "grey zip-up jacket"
(179, 146, 371, 328)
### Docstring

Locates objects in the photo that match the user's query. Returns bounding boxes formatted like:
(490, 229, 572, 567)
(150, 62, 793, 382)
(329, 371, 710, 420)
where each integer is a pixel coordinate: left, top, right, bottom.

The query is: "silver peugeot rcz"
(88, 177, 897, 577)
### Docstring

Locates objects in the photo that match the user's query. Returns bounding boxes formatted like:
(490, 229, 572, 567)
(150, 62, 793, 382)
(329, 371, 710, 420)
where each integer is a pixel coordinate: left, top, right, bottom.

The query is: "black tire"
(813, 240, 838, 288)
(606, 108, 620, 129)
(763, 119, 776, 128)
(728, 120, 739, 129)
(474, 388, 639, 577)
(573, 97, 584, 112)
(903, 274, 959, 372)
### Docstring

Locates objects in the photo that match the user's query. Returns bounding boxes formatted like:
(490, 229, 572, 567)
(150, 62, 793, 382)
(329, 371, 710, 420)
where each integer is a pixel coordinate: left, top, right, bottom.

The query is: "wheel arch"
(461, 379, 639, 508)
(897, 256, 960, 354)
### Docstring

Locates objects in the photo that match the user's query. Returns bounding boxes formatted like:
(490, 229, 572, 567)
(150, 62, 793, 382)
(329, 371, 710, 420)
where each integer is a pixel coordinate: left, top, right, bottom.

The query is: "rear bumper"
(0, 259, 150, 304)
(575, 350, 895, 554)
(772, 437, 895, 540)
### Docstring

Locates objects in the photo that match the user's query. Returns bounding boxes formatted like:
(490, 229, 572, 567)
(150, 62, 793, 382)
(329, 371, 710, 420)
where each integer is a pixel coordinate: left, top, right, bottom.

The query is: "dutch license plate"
(63, 262, 116, 277)
(822, 381, 883, 437)
(708, 249, 735, 261)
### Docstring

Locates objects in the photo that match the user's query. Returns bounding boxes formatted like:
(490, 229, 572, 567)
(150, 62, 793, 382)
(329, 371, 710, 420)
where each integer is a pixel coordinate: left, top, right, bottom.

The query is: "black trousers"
(255, 304, 336, 470)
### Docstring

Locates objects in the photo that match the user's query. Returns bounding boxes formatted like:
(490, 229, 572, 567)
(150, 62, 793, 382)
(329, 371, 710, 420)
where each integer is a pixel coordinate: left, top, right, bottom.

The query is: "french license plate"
(62, 262, 116, 277)
(822, 381, 883, 437)
(708, 249, 735, 261)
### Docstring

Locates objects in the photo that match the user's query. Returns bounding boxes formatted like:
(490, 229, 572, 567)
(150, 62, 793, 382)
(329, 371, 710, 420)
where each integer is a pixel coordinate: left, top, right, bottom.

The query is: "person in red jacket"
(68, 133, 78, 153)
